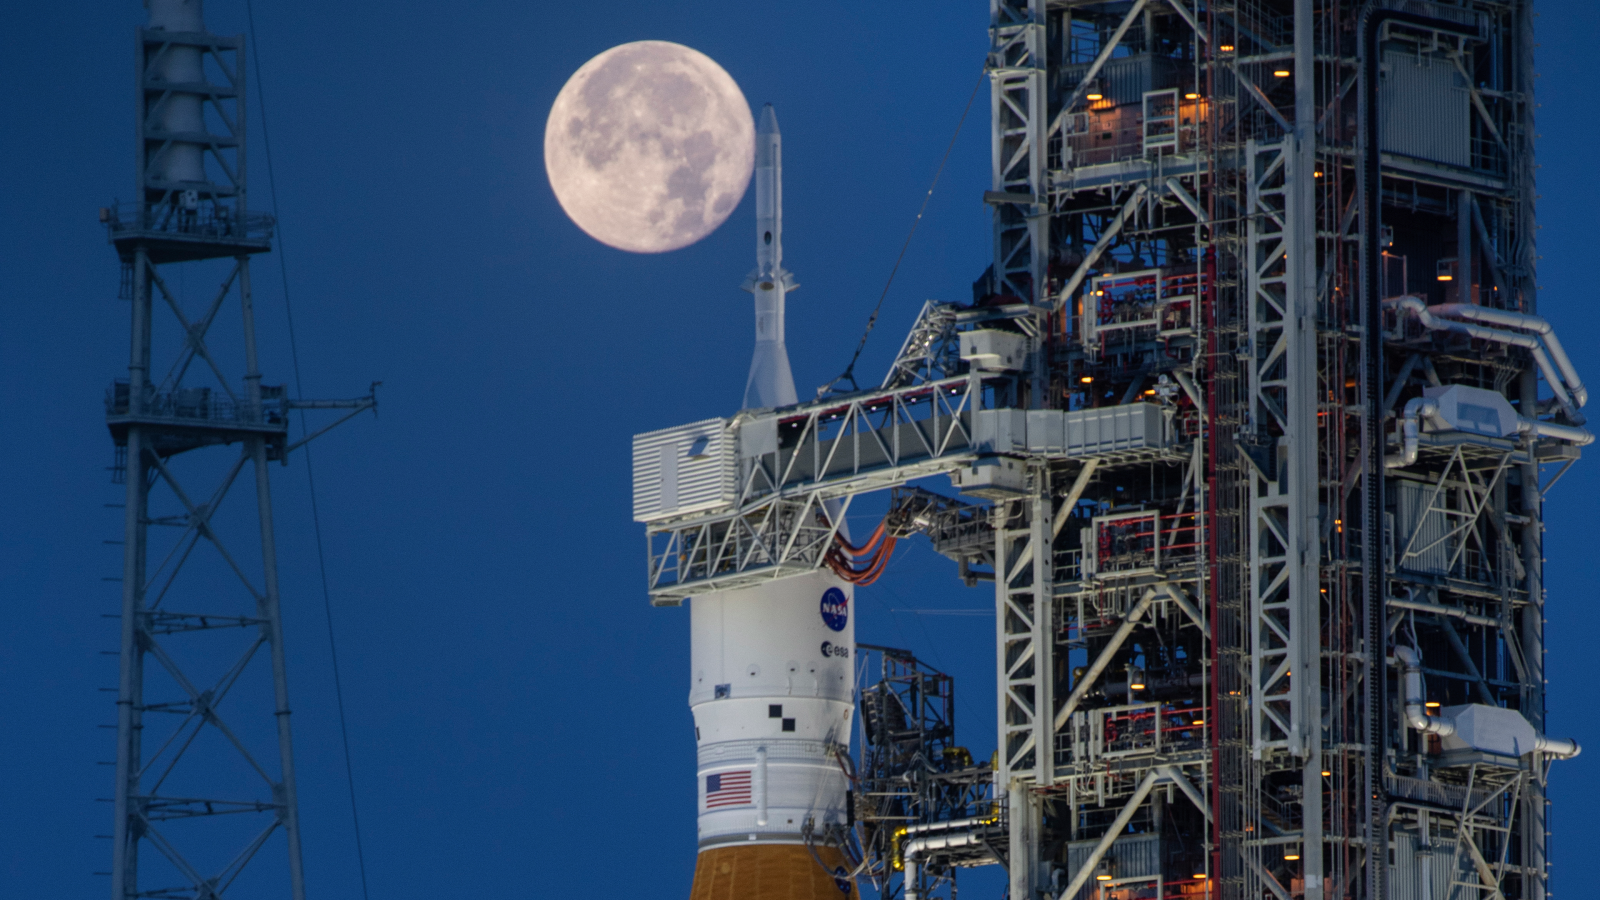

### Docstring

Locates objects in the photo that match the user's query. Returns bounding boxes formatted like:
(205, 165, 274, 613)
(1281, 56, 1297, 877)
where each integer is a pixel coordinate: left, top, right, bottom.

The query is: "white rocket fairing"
(687, 105, 857, 898)
(740, 104, 799, 411)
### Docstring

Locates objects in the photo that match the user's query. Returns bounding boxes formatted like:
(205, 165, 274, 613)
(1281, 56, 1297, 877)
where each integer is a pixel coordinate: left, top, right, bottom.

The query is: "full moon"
(544, 41, 755, 254)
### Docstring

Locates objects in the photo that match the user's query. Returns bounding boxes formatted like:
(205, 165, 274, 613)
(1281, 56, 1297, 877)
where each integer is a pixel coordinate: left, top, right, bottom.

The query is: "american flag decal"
(705, 770, 753, 809)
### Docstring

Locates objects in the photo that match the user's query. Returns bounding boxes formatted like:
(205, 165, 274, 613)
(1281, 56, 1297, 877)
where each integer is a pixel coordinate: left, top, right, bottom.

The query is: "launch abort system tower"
(633, 2, 1584, 899)
(102, 2, 372, 897)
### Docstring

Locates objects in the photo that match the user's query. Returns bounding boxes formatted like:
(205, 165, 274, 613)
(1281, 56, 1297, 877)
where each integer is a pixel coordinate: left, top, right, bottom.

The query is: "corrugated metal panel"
(973, 409, 1027, 454)
(976, 403, 1167, 457)
(1059, 56, 1182, 107)
(1062, 403, 1165, 455)
(1064, 834, 1162, 900)
(632, 418, 735, 522)
(1394, 479, 1453, 576)
(1098, 57, 1154, 107)
(1379, 49, 1469, 167)
(1390, 829, 1476, 900)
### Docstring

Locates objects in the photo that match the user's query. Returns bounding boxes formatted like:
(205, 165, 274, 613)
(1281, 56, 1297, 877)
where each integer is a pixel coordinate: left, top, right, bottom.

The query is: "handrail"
(105, 381, 287, 428)
(103, 200, 275, 243)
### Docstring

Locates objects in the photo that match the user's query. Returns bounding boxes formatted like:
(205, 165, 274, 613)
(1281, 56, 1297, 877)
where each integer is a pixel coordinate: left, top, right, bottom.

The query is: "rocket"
(740, 104, 799, 410)
(687, 105, 859, 900)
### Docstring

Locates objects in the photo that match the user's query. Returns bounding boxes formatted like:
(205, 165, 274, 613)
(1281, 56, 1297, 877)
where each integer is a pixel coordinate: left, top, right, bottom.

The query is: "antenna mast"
(104, 2, 373, 896)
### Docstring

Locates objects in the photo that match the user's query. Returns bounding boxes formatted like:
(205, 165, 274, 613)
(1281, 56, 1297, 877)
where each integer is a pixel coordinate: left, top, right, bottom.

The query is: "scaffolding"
(633, 1, 1580, 898)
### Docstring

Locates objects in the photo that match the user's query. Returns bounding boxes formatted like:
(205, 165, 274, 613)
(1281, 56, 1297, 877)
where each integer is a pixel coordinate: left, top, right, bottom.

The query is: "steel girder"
(989, 0, 1049, 304)
(107, 20, 374, 895)
(111, 245, 308, 900)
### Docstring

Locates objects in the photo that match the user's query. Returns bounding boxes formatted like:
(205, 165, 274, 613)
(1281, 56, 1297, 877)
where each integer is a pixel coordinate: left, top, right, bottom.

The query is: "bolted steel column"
(1289, 1, 1323, 897)
(1029, 468, 1054, 790)
(111, 247, 152, 900)
(1519, 364, 1547, 900)
(240, 257, 308, 900)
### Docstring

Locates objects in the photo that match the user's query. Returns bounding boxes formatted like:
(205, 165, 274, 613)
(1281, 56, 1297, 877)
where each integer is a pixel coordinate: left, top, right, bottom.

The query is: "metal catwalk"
(103, 2, 373, 896)
(632, 2, 1582, 899)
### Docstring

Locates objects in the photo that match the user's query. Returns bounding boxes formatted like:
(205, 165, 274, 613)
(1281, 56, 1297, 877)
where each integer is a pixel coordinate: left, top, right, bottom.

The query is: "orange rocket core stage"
(689, 844, 857, 900)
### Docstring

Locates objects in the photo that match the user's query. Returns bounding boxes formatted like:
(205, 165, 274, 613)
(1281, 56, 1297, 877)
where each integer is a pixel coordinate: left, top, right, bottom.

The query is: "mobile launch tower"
(101, 1, 371, 897)
(634, 2, 1584, 899)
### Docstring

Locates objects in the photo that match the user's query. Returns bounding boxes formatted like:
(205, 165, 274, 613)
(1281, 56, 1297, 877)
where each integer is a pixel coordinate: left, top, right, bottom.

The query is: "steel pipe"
(1393, 645, 1456, 738)
(1385, 395, 1441, 468)
(1386, 296, 1583, 423)
(902, 831, 988, 900)
(1430, 304, 1587, 407)
(1394, 645, 1579, 758)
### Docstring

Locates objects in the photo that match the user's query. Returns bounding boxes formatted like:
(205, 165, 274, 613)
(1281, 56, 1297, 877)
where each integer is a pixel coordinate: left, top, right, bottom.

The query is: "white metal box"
(949, 456, 1028, 498)
(1059, 402, 1165, 454)
(632, 418, 736, 522)
(959, 329, 1029, 372)
(1423, 384, 1518, 439)
(972, 409, 1028, 454)
(972, 402, 1167, 457)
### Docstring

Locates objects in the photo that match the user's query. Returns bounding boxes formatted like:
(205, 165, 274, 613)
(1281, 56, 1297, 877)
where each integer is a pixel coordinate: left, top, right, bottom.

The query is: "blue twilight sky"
(1, 2, 1596, 898)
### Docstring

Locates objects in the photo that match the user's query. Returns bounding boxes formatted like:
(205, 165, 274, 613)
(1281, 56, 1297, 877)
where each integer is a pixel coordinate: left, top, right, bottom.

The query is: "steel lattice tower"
(104, 2, 372, 897)
(631, 2, 1582, 899)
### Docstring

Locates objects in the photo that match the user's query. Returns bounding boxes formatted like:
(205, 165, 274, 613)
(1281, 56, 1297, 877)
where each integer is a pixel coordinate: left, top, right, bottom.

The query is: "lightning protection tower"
(102, 2, 373, 897)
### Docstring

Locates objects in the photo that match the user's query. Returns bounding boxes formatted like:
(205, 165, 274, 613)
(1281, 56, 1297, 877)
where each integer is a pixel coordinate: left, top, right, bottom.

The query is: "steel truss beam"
(995, 472, 1053, 785)
(643, 360, 1179, 600)
(629, 6, 1573, 900)
(1055, 765, 1212, 900)
(989, 0, 1049, 303)
(112, 243, 310, 900)
(993, 469, 1051, 900)
(108, 20, 373, 895)
(1244, 134, 1318, 772)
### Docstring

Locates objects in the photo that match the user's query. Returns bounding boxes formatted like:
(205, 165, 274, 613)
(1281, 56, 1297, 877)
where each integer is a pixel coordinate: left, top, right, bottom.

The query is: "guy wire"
(820, 66, 985, 397)
(245, 5, 372, 898)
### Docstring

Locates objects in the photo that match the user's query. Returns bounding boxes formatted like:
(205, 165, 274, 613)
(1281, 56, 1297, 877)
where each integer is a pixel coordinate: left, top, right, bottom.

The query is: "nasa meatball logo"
(819, 587, 848, 632)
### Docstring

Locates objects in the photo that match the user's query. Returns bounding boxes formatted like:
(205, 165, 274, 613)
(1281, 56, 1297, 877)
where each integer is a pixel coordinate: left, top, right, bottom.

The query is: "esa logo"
(820, 641, 850, 659)
(820, 587, 848, 632)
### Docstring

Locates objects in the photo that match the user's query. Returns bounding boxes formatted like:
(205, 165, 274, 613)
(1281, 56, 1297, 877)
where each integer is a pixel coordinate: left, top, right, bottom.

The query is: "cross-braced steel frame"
(104, 18, 373, 900)
(971, 3, 1570, 897)
(633, 2, 1577, 899)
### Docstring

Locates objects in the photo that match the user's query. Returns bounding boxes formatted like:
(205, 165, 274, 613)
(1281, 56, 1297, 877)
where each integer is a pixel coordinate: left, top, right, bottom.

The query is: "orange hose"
(833, 521, 889, 558)
(827, 534, 898, 585)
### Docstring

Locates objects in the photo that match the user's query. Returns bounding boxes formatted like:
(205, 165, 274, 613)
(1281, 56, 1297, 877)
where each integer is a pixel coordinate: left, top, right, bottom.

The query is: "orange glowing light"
(1274, 69, 1291, 77)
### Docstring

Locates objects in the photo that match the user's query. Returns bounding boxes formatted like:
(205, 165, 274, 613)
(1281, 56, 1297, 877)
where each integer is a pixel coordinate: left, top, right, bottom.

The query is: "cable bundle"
(826, 519, 898, 586)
